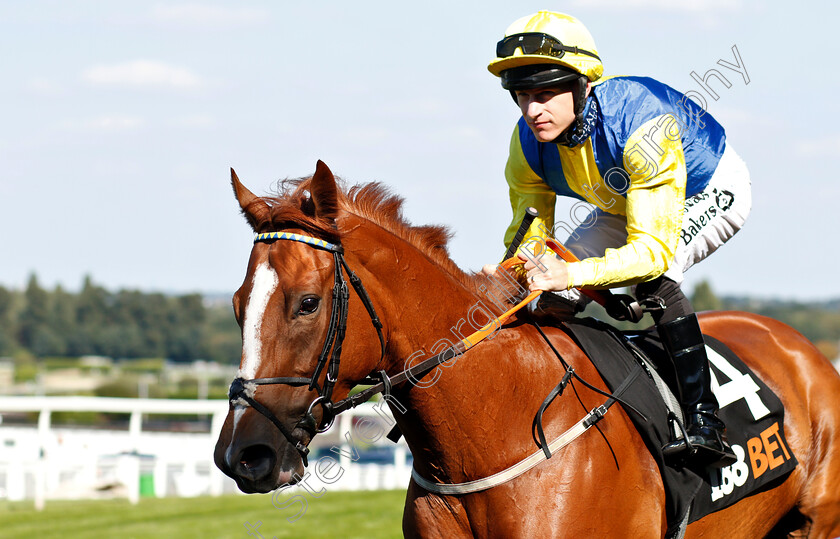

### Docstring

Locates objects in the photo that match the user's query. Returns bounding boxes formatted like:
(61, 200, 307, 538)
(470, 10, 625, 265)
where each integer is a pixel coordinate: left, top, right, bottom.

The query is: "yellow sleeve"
(565, 114, 686, 288)
(503, 123, 556, 257)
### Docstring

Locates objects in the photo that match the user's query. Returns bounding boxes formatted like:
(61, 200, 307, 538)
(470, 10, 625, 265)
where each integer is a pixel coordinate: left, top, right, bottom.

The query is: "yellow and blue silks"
(504, 75, 726, 289)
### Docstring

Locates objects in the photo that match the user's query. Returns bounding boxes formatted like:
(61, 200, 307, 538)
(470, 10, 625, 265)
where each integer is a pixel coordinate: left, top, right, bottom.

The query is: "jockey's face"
(515, 84, 586, 142)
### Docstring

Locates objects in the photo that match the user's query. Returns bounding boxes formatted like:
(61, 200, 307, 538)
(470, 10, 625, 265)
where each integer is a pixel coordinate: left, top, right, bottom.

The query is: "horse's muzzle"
(215, 416, 310, 493)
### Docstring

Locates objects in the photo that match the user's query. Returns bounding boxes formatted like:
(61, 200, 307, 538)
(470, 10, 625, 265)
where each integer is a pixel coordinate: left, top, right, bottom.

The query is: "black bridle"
(227, 231, 385, 466)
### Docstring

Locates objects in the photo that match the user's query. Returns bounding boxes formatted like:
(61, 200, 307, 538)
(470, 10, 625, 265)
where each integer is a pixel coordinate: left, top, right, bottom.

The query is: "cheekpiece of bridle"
(227, 231, 385, 466)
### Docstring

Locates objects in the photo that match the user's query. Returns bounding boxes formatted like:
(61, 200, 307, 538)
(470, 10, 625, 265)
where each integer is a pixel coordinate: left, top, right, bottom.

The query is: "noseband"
(227, 231, 385, 466)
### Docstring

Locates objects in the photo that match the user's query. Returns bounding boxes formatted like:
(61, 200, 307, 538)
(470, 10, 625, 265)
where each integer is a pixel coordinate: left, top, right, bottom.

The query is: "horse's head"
(214, 161, 387, 493)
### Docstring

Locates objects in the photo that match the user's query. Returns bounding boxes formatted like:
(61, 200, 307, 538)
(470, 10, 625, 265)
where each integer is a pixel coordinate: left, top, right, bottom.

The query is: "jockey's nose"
(525, 98, 543, 119)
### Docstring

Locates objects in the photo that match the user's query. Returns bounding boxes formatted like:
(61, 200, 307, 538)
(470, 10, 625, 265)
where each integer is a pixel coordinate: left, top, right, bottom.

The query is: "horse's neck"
(339, 218, 478, 349)
(349, 233, 481, 360)
(346, 228, 572, 483)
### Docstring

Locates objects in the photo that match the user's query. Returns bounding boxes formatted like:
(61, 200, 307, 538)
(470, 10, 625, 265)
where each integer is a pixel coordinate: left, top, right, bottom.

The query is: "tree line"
(0, 275, 837, 364)
(0, 274, 241, 363)
(691, 281, 840, 359)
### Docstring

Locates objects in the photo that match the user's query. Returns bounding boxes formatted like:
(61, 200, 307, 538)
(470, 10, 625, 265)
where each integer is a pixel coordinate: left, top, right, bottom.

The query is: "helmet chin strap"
(552, 76, 590, 145)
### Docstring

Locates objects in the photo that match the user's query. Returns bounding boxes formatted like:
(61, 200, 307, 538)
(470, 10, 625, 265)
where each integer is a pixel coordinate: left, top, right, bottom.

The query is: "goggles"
(496, 33, 600, 61)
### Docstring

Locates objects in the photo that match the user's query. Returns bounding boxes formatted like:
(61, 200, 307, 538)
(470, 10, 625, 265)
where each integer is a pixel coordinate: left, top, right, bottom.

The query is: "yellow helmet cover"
(488, 11, 603, 82)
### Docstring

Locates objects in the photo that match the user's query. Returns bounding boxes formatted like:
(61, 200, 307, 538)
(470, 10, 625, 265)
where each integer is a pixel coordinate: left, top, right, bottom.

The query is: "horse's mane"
(257, 176, 478, 290)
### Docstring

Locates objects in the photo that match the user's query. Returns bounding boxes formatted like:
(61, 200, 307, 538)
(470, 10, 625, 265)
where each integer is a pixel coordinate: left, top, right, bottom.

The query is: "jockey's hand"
(521, 252, 569, 292)
(481, 264, 498, 277)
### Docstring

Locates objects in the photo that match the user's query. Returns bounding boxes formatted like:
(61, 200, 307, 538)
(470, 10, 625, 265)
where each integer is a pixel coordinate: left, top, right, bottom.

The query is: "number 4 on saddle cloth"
(560, 317, 797, 538)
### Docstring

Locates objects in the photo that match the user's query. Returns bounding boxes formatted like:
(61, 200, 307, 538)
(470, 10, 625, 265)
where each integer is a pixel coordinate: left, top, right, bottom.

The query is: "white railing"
(0, 396, 410, 509)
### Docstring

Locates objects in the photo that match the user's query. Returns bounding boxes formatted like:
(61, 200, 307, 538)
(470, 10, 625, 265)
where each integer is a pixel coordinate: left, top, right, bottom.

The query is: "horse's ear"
(310, 160, 339, 223)
(231, 168, 270, 231)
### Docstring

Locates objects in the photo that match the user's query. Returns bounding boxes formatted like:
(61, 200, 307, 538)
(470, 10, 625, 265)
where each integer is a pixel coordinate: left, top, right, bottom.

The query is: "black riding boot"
(659, 314, 737, 468)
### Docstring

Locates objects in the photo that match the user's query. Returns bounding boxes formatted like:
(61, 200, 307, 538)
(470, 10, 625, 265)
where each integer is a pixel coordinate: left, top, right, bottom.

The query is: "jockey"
(482, 11, 751, 468)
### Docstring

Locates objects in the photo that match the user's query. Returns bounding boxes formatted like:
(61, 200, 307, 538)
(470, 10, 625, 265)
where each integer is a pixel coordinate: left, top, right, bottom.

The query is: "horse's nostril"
(235, 444, 276, 479)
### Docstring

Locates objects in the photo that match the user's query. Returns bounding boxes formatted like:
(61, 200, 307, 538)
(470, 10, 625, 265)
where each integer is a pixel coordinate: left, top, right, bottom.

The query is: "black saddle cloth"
(560, 317, 797, 536)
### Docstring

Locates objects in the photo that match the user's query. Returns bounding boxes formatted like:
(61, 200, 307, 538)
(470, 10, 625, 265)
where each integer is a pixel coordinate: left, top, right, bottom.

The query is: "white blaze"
(231, 404, 247, 434)
(239, 261, 279, 380)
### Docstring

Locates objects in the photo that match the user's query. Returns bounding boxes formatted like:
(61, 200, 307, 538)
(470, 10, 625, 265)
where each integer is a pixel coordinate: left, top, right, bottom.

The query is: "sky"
(1, 1, 838, 301)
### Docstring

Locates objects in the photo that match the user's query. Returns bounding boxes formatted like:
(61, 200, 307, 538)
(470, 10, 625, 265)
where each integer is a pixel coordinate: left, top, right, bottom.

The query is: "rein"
(228, 231, 534, 466)
(227, 230, 639, 493)
(331, 257, 541, 416)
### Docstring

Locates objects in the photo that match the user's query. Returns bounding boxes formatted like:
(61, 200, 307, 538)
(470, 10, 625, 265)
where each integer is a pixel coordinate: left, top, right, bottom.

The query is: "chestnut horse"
(214, 161, 840, 538)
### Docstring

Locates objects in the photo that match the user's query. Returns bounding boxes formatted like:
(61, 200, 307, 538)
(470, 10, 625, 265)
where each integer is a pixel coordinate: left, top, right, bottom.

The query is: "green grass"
(0, 489, 407, 539)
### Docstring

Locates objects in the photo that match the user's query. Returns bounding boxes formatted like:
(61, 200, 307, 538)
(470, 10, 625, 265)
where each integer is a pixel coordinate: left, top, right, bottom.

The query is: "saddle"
(558, 317, 798, 538)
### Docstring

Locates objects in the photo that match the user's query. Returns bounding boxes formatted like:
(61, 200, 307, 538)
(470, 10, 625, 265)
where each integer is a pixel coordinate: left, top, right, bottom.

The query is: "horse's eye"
(298, 296, 320, 315)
